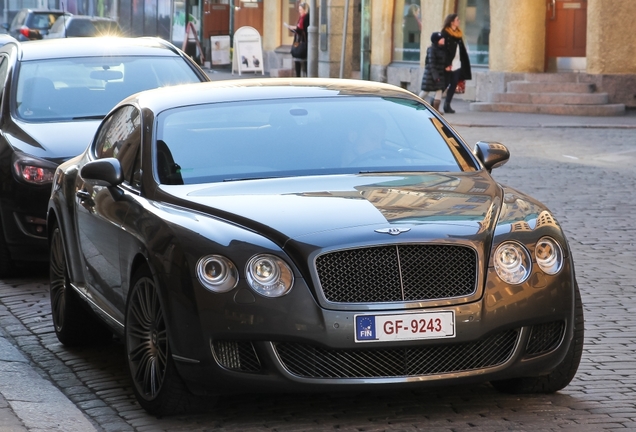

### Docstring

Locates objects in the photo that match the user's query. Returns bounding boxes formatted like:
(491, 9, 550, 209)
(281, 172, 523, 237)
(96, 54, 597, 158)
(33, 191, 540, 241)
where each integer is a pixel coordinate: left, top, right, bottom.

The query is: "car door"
(75, 105, 141, 321)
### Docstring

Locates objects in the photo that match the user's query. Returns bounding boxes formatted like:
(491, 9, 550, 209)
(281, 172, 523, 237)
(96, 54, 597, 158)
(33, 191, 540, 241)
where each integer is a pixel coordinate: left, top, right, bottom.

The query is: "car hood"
(6, 119, 101, 162)
(167, 172, 503, 247)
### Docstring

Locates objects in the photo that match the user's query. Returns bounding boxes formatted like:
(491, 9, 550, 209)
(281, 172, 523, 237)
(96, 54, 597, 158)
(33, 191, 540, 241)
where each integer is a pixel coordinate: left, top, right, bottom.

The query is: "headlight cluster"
(196, 253, 294, 298)
(493, 237, 563, 284)
(196, 255, 238, 293)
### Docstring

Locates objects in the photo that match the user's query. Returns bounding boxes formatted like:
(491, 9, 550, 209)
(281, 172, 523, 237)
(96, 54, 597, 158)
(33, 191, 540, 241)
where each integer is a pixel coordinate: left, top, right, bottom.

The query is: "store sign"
(232, 26, 265, 76)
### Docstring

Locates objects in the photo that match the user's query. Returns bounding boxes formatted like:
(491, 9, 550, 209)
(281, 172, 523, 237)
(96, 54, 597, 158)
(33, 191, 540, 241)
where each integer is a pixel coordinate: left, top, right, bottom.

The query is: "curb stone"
(0, 322, 98, 432)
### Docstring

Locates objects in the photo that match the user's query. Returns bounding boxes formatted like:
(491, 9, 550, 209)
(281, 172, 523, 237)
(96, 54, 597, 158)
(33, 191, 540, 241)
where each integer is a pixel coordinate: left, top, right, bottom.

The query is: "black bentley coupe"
(47, 78, 584, 415)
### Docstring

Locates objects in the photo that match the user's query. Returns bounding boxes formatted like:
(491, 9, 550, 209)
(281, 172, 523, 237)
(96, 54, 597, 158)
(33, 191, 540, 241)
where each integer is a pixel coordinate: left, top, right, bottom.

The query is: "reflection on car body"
(0, 37, 209, 276)
(47, 78, 584, 416)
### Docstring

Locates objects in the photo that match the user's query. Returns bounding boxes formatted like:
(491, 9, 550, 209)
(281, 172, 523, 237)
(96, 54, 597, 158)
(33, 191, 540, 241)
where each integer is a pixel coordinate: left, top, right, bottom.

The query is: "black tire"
(491, 282, 584, 394)
(49, 223, 112, 346)
(125, 265, 200, 415)
(0, 221, 14, 278)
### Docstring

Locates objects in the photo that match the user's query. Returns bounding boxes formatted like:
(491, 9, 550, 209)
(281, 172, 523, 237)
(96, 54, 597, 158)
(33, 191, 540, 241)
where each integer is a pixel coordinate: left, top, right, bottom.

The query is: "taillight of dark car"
(12, 156, 57, 185)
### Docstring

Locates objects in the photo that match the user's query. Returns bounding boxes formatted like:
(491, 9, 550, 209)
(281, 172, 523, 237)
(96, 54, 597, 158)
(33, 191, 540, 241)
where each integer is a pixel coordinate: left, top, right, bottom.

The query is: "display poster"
(210, 36, 231, 65)
(232, 26, 264, 75)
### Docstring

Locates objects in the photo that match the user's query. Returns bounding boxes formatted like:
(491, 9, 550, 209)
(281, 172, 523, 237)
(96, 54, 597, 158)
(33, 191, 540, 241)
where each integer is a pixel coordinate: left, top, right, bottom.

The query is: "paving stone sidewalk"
(0, 305, 98, 432)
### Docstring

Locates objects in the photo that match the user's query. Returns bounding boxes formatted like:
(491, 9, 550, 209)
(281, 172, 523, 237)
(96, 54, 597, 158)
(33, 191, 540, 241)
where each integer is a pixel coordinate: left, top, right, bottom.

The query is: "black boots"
(443, 101, 455, 114)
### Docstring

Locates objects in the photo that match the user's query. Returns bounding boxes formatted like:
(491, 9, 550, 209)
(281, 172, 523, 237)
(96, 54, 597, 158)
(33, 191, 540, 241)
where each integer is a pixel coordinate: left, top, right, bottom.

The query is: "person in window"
(284, 2, 309, 77)
(402, 3, 422, 61)
(342, 113, 388, 166)
(419, 32, 447, 112)
(441, 13, 472, 114)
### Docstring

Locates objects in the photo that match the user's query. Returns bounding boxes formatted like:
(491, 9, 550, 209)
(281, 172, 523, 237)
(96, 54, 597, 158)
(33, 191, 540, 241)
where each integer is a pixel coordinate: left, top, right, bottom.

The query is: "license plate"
(354, 311, 455, 343)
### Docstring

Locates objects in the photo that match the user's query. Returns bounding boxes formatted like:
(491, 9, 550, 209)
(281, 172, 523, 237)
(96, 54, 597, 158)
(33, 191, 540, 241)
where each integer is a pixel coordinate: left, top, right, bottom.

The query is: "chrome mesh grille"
(315, 245, 477, 303)
(525, 321, 565, 356)
(212, 341, 261, 372)
(275, 330, 518, 379)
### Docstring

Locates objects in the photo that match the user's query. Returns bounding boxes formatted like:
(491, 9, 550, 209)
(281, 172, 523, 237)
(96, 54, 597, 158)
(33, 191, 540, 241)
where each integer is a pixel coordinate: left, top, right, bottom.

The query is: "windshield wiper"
(72, 115, 106, 120)
(223, 175, 286, 182)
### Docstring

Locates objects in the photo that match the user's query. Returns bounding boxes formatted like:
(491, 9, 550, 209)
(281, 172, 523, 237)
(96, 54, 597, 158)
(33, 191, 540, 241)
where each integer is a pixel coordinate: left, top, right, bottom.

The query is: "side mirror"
(80, 158, 124, 187)
(473, 141, 509, 172)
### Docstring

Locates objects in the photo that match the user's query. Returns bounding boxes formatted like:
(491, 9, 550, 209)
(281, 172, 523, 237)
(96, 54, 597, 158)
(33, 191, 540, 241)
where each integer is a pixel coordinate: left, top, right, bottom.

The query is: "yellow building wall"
(262, 1, 281, 52)
(488, 0, 544, 72)
(587, 0, 636, 74)
(370, 0, 393, 67)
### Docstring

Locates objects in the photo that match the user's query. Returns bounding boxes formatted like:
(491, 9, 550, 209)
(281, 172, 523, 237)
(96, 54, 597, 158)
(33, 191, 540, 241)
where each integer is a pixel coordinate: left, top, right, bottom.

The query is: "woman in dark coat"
(441, 13, 472, 114)
(284, 2, 309, 77)
(419, 32, 447, 111)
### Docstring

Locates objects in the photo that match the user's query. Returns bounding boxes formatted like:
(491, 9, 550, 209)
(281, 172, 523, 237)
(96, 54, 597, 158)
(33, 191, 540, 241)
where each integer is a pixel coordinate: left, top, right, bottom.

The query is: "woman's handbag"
(291, 33, 307, 59)
(456, 80, 466, 94)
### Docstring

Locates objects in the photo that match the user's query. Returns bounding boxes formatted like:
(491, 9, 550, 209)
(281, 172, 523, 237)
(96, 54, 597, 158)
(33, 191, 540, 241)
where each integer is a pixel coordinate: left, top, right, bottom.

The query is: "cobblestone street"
(1, 123, 635, 431)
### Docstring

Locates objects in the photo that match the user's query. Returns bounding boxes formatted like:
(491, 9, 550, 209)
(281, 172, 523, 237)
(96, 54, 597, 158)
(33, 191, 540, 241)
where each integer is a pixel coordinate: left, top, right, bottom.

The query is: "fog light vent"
(525, 321, 565, 357)
(211, 340, 261, 372)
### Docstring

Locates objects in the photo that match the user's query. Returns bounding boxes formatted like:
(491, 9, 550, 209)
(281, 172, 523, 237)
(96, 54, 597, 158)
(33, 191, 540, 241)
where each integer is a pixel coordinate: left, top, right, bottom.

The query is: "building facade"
(4, 0, 633, 107)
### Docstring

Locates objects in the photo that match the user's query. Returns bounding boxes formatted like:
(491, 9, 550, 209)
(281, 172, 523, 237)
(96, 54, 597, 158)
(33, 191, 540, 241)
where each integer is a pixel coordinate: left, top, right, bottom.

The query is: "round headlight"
(196, 255, 238, 293)
(535, 237, 563, 275)
(246, 254, 294, 298)
(493, 241, 531, 284)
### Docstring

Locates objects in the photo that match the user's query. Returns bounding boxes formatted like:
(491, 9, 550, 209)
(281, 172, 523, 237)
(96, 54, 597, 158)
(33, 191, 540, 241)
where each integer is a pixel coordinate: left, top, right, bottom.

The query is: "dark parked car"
(4, 9, 65, 41)
(0, 37, 209, 276)
(47, 78, 584, 415)
(46, 15, 123, 38)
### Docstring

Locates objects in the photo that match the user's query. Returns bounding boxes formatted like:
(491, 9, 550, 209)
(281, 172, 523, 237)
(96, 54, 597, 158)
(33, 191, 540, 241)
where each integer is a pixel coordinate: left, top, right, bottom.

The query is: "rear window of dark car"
(16, 55, 202, 121)
(26, 12, 62, 30)
(67, 19, 98, 36)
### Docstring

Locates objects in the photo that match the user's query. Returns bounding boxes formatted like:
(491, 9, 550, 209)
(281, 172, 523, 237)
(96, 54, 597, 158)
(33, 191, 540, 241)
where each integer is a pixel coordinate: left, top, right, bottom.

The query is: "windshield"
(155, 97, 477, 185)
(16, 56, 200, 121)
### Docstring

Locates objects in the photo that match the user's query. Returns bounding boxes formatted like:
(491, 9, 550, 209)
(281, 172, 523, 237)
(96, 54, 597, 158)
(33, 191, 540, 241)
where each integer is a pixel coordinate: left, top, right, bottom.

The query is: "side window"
(94, 105, 142, 188)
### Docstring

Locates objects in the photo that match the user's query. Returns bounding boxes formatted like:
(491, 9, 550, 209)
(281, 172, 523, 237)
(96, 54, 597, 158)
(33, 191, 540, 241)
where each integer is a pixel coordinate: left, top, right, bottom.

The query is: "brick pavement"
(1, 76, 636, 430)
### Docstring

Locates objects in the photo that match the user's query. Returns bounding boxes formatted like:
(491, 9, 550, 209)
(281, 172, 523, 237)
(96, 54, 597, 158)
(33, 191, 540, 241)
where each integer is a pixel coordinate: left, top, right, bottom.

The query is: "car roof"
(132, 78, 421, 113)
(10, 37, 181, 61)
(20, 8, 64, 13)
(65, 15, 117, 21)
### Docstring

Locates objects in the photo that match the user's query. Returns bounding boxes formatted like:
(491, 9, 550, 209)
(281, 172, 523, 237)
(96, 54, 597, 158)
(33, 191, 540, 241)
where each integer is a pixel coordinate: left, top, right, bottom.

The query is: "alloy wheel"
(127, 275, 168, 400)
(49, 227, 67, 332)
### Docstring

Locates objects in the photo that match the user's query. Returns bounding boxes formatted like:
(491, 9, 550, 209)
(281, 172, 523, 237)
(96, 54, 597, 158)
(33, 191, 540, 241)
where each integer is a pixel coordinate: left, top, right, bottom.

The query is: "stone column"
(587, 0, 636, 74)
(489, 0, 544, 72)
(369, 0, 393, 82)
(262, 1, 281, 52)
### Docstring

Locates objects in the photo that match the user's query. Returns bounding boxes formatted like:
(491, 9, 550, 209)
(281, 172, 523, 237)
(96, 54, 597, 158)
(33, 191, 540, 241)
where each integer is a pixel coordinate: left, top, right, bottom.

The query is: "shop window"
(457, 0, 489, 66)
(393, 0, 421, 62)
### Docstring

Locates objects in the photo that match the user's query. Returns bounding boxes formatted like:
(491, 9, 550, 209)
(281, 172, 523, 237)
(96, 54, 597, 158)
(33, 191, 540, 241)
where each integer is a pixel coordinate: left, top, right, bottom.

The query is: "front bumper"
(170, 263, 575, 396)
